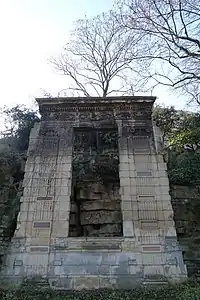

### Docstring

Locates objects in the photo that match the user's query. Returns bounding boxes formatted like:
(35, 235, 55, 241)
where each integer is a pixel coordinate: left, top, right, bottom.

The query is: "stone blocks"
(1, 96, 187, 288)
(2, 244, 187, 289)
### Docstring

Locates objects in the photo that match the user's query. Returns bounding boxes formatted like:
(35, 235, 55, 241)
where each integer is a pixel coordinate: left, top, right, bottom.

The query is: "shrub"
(0, 280, 200, 300)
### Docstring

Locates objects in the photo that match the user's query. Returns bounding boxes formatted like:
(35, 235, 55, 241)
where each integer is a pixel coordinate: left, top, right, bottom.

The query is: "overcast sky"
(0, 0, 191, 118)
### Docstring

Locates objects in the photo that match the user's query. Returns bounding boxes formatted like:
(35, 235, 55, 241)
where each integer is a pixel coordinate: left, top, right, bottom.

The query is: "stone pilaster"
(2, 121, 73, 279)
(117, 112, 187, 281)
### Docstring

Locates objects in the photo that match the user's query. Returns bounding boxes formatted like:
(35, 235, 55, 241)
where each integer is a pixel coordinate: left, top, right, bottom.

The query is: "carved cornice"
(36, 96, 156, 114)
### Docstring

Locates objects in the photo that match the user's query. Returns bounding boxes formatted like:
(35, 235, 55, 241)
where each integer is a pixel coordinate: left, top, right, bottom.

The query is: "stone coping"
(36, 96, 156, 106)
(36, 96, 156, 114)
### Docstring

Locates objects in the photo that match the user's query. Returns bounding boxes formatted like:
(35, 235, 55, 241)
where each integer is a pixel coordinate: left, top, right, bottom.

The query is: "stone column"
(117, 120, 135, 238)
(51, 123, 73, 246)
(3, 121, 73, 280)
(117, 114, 187, 281)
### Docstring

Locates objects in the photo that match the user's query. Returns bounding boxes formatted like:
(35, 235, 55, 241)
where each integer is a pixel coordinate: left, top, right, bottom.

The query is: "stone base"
(1, 237, 187, 290)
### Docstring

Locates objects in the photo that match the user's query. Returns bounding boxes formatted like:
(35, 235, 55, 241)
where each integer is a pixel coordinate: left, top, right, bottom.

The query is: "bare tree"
(118, 0, 200, 104)
(51, 11, 148, 97)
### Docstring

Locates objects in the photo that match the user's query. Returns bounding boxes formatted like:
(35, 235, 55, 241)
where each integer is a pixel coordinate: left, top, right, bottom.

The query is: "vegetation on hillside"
(153, 105, 200, 185)
(0, 104, 40, 212)
(0, 106, 40, 262)
(0, 280, 200, 300)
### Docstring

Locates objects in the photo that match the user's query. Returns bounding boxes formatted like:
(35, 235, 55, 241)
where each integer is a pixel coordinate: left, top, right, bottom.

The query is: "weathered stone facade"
(1, 96, 187, 289)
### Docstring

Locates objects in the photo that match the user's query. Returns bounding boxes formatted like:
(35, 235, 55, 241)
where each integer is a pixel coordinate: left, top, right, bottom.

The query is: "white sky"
(0, 0, 192, 122)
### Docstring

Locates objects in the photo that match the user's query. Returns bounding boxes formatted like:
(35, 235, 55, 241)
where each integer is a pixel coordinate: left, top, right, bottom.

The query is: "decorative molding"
(142, 245, 161, 252)
(37, 97, 155, 119)
(136, 171, 152, 177)
(138, 195, 155, 202)
(33, 221, 51, 228)
(37, 196, 53, 201)
(30, 246, 49, 253)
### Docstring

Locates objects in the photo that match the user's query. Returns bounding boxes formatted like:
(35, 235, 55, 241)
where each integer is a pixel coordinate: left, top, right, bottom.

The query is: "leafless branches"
(118, 0, 200, 104)
(51, 12, 148, 97)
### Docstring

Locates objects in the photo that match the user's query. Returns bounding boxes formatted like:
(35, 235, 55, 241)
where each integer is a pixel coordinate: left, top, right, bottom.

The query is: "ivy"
(0, 280, 200, 300)
(168, 151, 200, 185)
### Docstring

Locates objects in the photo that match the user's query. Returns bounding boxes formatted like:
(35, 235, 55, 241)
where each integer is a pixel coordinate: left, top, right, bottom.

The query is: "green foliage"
(170, 113, 200, 151)
(1, 105, 40, 152)
(153, 104, 200, 185)
(153, 105, 181, 142)
(0, 281, 200, 300)
(0, 105, 39, 266)
(168, 151, 200, 185)
(0, 150, 22, 250)
(153, 104, 200, 150)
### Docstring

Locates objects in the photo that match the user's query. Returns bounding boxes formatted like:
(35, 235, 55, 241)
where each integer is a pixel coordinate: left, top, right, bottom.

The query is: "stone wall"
(69, 182, 122, 237)
(0, 96, 187, 289)
(171, 184, 200, 278)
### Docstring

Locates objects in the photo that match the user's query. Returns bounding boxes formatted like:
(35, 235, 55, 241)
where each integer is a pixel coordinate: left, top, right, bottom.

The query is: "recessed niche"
(69, 128, 123, 237)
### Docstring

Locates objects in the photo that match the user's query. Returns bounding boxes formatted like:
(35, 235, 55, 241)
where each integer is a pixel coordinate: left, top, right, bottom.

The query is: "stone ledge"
(81, 241, 121, 251)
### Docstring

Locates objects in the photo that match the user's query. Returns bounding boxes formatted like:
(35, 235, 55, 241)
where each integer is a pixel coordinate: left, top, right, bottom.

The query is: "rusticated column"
(117, 119, 135, 238)
(4, 120, 73, 278)
(117, 105, 187, 281)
